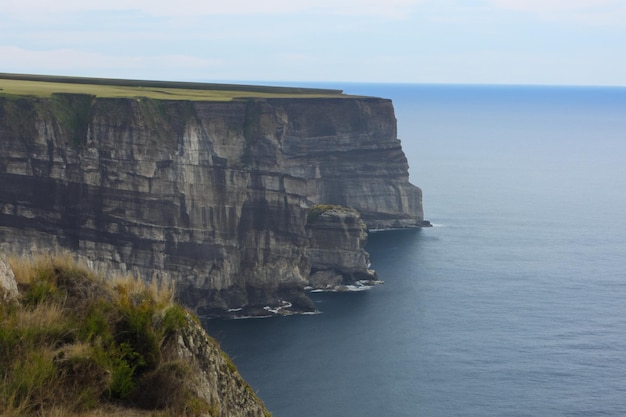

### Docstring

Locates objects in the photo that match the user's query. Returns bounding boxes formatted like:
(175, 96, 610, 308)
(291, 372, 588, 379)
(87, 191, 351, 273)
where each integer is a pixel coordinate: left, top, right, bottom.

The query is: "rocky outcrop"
(306, 205, 380, 291)
(0, 259, 19, 303)
(163, 313, 270, 417)
(0, 92, 423, 316)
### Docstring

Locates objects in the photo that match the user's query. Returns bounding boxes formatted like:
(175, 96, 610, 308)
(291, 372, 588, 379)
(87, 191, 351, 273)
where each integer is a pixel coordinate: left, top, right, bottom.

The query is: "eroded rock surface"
(163, 313, 271, 417)
(306, 206, 379, 291)
(0, 94, 423, 315)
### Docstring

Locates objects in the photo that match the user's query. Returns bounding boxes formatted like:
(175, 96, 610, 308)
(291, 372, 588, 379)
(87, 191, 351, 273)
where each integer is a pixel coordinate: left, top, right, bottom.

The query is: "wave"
(308, 280, 383, 293)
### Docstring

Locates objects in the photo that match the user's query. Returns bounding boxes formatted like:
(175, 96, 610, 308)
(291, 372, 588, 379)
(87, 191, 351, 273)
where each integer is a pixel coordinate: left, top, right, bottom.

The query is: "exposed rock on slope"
(164, 314, 269, 416)
(0, 93, 423, 316)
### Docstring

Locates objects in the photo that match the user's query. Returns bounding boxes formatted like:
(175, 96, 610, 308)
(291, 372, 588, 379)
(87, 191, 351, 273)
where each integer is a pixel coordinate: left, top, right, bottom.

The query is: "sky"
(2, 0, 626, 86)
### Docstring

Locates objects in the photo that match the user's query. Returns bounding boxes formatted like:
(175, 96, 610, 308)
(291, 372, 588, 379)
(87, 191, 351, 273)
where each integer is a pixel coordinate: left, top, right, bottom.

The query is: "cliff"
(0, 86, 424, 316)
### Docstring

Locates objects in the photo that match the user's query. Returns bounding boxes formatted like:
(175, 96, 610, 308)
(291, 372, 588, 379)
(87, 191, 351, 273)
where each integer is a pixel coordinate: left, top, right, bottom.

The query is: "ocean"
(205, 83, 626, 417)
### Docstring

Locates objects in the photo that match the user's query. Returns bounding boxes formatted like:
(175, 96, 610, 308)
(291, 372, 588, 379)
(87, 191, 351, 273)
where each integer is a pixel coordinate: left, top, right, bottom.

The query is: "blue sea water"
(205, 84, 626, 417)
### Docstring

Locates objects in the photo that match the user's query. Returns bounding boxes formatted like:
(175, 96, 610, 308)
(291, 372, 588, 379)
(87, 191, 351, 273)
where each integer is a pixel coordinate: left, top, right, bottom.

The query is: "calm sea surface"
(205, 84, 626, 417)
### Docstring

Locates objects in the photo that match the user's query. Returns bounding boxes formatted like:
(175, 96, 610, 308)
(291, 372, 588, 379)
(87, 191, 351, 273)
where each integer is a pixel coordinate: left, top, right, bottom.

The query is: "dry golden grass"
(7, 251, 96, 286)
(39, 405, 232, 417)
(15, 302, 65, 332)
(7, 251, 174, 309)
(1, 252, 201, 417)
(112, 273, 175, 312)
(34, 405, 171, 417)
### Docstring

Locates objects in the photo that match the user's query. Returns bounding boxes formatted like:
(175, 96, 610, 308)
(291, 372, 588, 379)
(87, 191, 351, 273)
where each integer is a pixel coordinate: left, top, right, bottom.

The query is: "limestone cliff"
(306, 205, 380, 291)
(0, 92, 423, 316)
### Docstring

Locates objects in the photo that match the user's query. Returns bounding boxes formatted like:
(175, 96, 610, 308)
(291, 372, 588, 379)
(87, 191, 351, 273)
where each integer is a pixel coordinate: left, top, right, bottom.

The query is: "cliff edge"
(0, 79, 424, 316)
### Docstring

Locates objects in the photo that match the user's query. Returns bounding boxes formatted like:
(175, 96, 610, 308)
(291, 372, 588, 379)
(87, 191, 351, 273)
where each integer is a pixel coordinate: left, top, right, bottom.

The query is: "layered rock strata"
(0, 93, 423, 316)
(306, 205, 380, 292)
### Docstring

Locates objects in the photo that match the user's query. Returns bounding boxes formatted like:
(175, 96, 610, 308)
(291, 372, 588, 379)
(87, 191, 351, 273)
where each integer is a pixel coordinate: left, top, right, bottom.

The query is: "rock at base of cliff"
(308, 269, 344, 290)
(307, 268, 382, 292)
(305, 205, 380, 292)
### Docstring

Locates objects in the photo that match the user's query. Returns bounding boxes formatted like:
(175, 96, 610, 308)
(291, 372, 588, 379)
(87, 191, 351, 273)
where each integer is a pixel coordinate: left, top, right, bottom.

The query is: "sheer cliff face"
(0, 94, 423, 315)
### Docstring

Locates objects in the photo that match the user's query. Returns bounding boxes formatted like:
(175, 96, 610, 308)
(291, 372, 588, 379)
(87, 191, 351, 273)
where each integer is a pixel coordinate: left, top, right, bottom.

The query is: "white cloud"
(3, 0, 427, 18)
(3, 1, 625, 85)
(0, 46, 222, 78)
(488, 0, 626, 24)
(490, 0, 616, 13)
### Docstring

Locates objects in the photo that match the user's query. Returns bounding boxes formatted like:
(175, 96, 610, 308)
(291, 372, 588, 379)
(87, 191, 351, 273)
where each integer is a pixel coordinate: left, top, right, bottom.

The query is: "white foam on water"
(308, 280, 383, 293)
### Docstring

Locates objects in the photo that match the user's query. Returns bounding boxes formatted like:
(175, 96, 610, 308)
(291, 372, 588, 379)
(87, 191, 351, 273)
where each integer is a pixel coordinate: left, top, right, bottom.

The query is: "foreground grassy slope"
(0, 254, 267, 417)
(0, 73, 345, 101)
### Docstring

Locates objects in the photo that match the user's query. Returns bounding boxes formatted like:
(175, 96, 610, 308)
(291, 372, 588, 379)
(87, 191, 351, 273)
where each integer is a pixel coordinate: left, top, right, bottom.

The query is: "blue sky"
(2, 0, 626, 86)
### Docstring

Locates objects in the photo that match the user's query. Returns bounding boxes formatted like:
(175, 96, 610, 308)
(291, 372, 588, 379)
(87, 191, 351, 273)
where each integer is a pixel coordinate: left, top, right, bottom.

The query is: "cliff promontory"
(0, 76, 424, 316)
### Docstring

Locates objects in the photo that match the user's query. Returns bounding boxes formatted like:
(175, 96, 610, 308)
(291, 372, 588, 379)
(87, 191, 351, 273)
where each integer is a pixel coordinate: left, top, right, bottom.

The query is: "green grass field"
(0, 73, 346, 101)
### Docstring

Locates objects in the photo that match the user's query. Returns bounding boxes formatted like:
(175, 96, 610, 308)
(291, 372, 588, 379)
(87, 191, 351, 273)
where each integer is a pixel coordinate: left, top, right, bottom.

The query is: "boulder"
(0, 259, 19, 303)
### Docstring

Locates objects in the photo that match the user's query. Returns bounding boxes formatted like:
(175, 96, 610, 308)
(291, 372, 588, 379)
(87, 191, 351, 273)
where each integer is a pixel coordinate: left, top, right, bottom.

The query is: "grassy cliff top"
(0, 73, 346, 101)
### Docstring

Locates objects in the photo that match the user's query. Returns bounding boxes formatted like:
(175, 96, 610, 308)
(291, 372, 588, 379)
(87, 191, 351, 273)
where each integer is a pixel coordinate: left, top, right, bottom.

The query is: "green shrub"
(115, 297, 160, 374)
(2, 351, 57, 413)
(78, 302, 113, 342)
(108, 355, 137, 400)
(161, 305, 188, 337)
(307, 204, 341, 223)
(22, 273, 58, 307)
